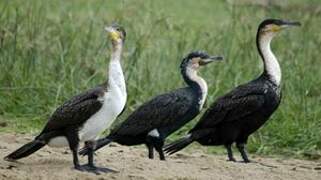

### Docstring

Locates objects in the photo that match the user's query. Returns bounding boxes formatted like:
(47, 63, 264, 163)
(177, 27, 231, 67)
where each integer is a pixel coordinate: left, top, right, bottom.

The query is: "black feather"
(164, 74, 281, 160)
(78, 51, 213, 159)
(4, 85, 105, 161)
(4, 140, 45, 161)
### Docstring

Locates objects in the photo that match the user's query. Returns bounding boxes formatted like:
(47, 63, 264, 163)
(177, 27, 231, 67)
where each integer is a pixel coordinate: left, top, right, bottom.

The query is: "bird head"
(181, 51, 223, 71)
(105, 24, 126, 44)
(258, 19, 301, 37)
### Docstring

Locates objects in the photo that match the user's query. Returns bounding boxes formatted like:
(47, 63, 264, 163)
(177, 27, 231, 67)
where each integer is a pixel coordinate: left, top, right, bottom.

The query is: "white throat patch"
(185, 67, 208, 110)
(259, 33, 281, 86)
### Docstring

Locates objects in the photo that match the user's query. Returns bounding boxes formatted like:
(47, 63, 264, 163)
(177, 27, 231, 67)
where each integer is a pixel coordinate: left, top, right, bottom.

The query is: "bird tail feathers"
(164, 129, 213, 155)
(4, 140, 45, 161)
(163, 134, 194, 155)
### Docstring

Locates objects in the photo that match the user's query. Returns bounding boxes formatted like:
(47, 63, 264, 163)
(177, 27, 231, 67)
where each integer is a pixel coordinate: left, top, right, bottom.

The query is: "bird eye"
(116, 28, 120, 31)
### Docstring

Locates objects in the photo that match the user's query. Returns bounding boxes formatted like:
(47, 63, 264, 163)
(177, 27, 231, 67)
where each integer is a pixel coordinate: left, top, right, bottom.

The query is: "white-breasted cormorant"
(79, 51, 223, 160)
(164, 19, 301, 162)
(4, 24, 127, 174)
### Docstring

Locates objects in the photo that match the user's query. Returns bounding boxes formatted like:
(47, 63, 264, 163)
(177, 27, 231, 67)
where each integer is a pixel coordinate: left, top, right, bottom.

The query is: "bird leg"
(236, 143, 250, 163)
(65, 131, 82, 170)
(85, 141, 96, 167)
(78, 141, 116, 174)
(225, 144, 236, 162)
(65, 130, 115, 175)
(146, 143, 154, 159)
(155, 145, 165, 161)
(158, 149, 165, 160)
(154, 140, 165, 161)
(146, 134, 165, 160)
(71, 148, 82, 170)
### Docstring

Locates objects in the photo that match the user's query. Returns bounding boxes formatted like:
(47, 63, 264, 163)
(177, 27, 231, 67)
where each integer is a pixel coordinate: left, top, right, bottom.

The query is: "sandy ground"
(0, 133, 321, 180)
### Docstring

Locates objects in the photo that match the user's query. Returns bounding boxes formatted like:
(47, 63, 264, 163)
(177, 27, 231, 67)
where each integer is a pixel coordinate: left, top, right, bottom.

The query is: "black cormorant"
(79, 51, 223, 160)
(4, 24, 127, 174)
(164, 19, 301, 162)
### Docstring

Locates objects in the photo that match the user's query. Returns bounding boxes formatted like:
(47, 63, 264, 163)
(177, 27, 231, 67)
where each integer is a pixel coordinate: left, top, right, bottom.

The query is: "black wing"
(191, 83, 266, 131)
(111, 88, 195, 136)
(40, 86, 105, 134)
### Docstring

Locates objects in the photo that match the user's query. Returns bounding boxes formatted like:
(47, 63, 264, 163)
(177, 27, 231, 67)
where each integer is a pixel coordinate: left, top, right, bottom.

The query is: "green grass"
(0, 0, 321, 158)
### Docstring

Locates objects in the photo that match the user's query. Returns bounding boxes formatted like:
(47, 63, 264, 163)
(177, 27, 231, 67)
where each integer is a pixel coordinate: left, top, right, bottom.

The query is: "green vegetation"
(0, 0, 320, 158)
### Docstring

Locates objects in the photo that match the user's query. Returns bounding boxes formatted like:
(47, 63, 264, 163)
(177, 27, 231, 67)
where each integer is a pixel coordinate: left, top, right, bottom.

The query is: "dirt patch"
(0, 133, 320, 180)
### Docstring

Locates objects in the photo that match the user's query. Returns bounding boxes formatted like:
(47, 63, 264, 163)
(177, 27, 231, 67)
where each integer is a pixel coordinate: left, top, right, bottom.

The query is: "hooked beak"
(280, 21, 301, 29)
(199, 56, 224, 66)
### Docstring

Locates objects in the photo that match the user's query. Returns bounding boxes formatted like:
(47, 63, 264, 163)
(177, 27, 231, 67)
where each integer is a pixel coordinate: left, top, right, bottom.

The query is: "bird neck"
(257, 32, 281, 86)
(110, 42, 123, 63)
(107, 42, 126, 95)
(182, 67, 208, 110)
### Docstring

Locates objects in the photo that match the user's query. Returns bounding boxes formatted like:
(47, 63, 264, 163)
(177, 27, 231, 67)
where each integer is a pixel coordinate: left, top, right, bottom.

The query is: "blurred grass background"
(0, 0, 320, 158)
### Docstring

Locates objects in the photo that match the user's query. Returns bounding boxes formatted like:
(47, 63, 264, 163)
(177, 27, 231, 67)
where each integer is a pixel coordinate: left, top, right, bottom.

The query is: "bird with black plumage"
(164, 18, 301, 163)
(79, 51, 223, 160)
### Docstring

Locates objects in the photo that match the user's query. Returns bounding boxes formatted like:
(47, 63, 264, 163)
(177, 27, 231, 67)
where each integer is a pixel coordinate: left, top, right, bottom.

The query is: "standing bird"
(164, 19, 301, 162)
(79, 51, 223, 160)
(4, 24, 127, 173)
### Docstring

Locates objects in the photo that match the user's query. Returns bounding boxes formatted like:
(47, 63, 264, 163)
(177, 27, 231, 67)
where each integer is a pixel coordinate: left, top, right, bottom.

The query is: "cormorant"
(164, 19, 301, 162)
(79, 51, 223, 160)
(4, 24, 127, 174)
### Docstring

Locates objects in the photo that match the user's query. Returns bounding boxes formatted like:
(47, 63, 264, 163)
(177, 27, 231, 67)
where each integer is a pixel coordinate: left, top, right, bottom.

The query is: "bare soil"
(0, 133, 320, 180)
